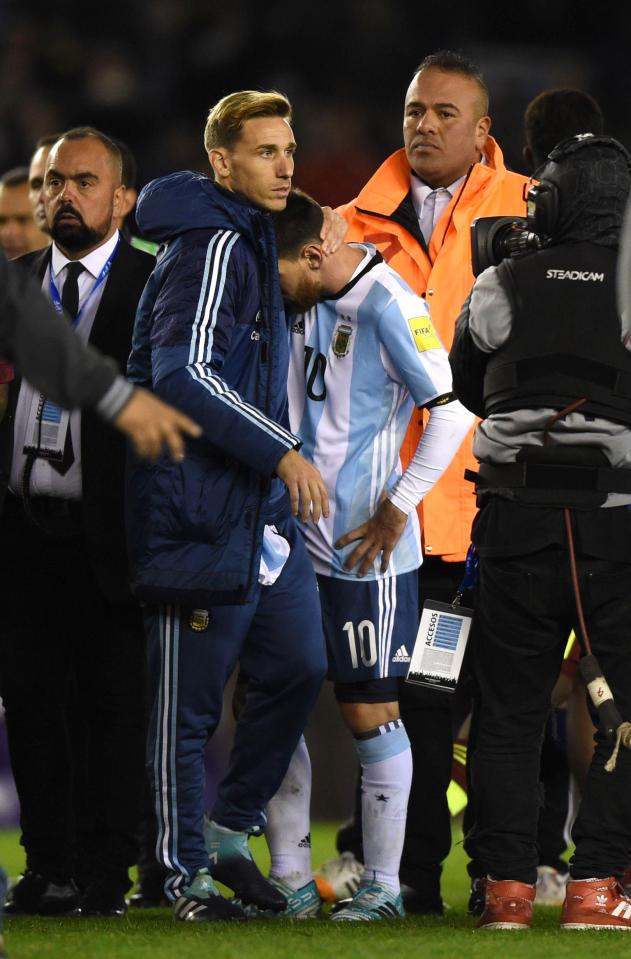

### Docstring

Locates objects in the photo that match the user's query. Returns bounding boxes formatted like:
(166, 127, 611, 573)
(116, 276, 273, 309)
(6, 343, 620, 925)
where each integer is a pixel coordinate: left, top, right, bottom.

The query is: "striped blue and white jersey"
(288, 244, 454, 580)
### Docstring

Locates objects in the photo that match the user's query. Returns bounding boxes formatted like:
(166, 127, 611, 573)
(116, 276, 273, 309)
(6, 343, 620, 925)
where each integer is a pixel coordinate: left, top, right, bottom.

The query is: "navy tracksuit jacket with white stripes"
(127, 172, 298, 607)
(126, 172, 326, 899)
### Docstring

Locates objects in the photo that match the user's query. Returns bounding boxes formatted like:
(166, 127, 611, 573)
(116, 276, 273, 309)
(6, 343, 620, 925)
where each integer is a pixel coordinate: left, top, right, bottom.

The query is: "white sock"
(355, 720, 412, 895)
(265, 736, 312, 890)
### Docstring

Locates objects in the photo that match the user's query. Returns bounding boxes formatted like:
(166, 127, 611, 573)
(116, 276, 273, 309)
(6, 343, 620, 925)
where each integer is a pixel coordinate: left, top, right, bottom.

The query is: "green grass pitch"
(0, 822, 626, 958)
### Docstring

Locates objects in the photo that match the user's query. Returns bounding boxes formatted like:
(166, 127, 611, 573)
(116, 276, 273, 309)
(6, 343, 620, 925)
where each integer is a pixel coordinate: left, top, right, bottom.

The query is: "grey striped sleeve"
(468, 265, 513, 353)
(96, 375, 135, 421)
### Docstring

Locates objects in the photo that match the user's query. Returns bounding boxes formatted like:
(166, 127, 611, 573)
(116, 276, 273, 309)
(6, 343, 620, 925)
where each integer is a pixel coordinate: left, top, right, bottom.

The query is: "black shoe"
(130, 866, 170, 907)
(4, 870, 79, 916)
(174, 894, 246, 922)
(211, 857, 286, 913)
(76, 881, 128, 917)
(129, 887, 170, 908)
(204, 818, 286, 913)
(467, 876, 486, 917)
(400, 884, 445, 915)
(330, 896, 352, 915)
(173, 868, 246, 922)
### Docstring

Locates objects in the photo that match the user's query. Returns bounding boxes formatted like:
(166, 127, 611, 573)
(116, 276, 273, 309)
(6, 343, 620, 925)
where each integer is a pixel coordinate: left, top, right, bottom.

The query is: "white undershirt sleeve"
(387, 399, 475, 515)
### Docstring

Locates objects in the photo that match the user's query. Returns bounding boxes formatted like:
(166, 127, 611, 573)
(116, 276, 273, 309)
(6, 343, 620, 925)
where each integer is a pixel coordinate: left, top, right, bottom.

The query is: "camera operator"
(450, 134, 631, 931)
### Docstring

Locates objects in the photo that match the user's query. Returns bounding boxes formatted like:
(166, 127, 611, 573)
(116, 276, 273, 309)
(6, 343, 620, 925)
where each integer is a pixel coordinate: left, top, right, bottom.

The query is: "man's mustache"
(54, 204, 85, 227)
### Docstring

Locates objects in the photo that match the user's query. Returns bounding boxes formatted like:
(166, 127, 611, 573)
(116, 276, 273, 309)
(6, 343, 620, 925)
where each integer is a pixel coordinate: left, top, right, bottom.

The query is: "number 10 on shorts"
(344, 620, 377, 669)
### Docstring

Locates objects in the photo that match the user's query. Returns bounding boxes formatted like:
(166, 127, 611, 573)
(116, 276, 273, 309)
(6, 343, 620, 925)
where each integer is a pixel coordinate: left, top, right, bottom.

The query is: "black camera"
(470, 216, 544, 277)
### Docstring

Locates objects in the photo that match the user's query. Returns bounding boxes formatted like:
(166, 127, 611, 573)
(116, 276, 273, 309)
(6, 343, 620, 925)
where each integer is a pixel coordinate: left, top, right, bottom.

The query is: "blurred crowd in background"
(1, 0, 630, 211)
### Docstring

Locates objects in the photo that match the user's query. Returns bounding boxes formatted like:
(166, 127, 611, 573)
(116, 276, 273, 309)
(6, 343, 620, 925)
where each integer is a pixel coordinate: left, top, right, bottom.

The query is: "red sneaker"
(477, 878, 535, 930)
(561, 877, 631, 930)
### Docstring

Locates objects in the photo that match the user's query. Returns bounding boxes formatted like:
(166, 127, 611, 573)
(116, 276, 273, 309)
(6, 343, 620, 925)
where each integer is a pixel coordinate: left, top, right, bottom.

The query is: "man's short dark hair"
(274, 189, 324, 259)
(56, 126, 123, 181)
(0, 166, 29, 187)
(34, 133, 62, 150)
(414, 50, 489, 116)
(525, 89, 604, 168)
(110, 137, 137, 189)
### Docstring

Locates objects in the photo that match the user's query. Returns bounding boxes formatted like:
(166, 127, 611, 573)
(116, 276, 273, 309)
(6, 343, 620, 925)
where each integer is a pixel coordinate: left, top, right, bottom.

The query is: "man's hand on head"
(275, 448, 330, 523)
(320, 207, 347, 255)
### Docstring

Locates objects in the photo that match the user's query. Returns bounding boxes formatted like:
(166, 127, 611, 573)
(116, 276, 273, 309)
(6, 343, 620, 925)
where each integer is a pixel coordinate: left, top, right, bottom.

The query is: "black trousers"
(466, 543, 631, 884)
(465, 680, 571, 880)
(0, 495, 146, 891)
(398, 557, 471, 897)
(537, 715, 571, 873)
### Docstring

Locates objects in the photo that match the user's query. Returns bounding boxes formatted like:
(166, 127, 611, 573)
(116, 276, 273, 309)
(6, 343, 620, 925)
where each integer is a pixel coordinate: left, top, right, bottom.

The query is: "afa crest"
(189, 609, 210, 632)
(332, 324, 353, 358)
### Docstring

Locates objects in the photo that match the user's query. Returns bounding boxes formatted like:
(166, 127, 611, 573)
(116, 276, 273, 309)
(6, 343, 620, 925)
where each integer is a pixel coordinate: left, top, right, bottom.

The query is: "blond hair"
(204, 90, 292, 154)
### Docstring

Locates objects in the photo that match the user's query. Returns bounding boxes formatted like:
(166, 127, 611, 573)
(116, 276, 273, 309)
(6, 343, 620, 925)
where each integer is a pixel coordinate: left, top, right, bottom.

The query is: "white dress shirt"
(411, 155, 487, 246)
(411, 174, 467, 246)
(10, 231, 120, 499)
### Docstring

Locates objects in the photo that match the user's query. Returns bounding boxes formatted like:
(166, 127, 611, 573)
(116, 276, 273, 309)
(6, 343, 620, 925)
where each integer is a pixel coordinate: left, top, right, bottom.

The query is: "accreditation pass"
(406, 600, 473, 693)
(23, 392, 71, 461)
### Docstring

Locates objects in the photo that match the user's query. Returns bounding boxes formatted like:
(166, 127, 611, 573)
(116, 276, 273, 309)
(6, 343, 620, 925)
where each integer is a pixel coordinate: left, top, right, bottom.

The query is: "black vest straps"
(483, 243, 631, 426)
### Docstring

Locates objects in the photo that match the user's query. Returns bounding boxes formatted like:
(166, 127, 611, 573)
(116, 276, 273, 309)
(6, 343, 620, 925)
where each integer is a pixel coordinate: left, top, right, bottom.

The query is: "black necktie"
(61, 261, 85, 320)
(48, 260, 84, 476)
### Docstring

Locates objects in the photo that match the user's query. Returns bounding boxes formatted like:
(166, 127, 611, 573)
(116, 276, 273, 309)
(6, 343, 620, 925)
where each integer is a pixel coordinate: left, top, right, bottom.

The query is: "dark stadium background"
(0, 0, 628, 822)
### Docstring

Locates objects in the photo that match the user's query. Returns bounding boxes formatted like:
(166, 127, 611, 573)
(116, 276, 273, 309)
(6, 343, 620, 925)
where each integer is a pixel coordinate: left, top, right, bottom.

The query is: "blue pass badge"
(23, 392, 71, 462)
(406, 600, 473, 693)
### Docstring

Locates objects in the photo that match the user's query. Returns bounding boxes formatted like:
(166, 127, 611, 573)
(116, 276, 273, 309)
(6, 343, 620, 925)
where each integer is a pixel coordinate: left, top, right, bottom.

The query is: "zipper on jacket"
(355, 162, 475, 268)
(355, 202, 430, 260)
(244, 215, 275, 598)
(436, 163, 474, 251)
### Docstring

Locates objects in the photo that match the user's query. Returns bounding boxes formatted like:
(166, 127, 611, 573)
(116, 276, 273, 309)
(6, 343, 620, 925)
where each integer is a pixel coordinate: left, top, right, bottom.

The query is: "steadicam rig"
(578, 655, 631, 771)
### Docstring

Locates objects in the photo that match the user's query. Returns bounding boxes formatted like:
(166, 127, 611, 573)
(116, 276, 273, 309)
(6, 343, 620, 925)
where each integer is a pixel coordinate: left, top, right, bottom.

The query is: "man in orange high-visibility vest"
(324, 49, 530, 914)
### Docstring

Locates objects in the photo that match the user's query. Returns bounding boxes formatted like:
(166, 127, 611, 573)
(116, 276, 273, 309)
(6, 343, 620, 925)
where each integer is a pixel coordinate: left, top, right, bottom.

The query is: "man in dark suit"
(0, 127, 155, 917)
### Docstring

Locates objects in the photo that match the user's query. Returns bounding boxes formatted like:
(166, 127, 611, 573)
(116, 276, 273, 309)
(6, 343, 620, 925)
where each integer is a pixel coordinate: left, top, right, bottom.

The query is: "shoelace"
(354, 888, 391, 906)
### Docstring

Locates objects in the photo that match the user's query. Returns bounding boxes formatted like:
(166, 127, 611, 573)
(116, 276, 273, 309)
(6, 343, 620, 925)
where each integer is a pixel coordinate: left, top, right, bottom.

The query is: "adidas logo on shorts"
(298, 833, 311, 848)
(393, 645, 410, 663)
